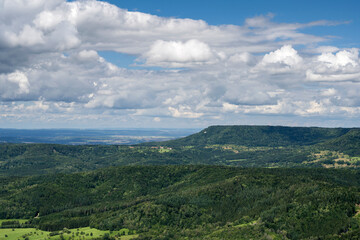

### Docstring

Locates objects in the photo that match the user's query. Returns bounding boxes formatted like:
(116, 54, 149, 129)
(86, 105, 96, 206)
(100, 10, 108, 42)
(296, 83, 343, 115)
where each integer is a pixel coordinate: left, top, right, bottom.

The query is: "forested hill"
(1, 165, 360, 239)
(2, 126, 360, 239)
(1, 125, 360, 177)
(319, 129, 360, 156)
(150, 125, 356, 147)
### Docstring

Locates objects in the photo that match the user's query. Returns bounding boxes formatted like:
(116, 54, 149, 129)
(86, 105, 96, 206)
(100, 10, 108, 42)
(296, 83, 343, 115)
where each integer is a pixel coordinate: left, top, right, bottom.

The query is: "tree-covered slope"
(154, 125, 352, 147)
(1, 125, 360, 177)
(319, 129, 360, 156)
(1, 125, 360, 239)
(1, 166, 360, 239)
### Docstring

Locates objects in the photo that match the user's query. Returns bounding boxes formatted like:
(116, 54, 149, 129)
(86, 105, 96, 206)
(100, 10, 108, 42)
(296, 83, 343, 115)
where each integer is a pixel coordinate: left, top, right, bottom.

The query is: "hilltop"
(1, 125, 360, 177)
(149, 125, 355, 147)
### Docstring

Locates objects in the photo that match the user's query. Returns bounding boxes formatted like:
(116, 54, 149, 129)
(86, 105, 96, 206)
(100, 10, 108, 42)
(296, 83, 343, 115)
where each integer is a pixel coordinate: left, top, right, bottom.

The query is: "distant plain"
(0, 128, 199, 145)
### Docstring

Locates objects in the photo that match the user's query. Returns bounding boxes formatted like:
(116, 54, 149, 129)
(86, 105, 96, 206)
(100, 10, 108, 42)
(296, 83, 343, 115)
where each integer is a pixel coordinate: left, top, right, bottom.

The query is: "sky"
(0, 0, 360, 129)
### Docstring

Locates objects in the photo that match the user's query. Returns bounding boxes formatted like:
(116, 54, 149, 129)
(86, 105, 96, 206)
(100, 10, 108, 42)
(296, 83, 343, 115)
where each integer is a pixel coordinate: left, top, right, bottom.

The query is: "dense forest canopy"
(1, 166, 360, 239)
(153, 125, 354, 147)
(1, 125, 360, 176)
(1, 125, 360, 239)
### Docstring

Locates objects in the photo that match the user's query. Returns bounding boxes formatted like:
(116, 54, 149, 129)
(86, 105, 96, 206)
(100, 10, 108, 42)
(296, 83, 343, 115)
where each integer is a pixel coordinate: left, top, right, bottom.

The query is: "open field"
(0, 226, 137, 240)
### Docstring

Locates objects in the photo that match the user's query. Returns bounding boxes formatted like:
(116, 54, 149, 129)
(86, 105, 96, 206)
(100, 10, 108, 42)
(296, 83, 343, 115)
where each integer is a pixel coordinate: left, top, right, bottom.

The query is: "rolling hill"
(150, 125, 354, 147)
(1, 125, 360, 177)
(1, 166, 360, 239)
(1, 125, 360, 239)
(319, 129, 360, 156)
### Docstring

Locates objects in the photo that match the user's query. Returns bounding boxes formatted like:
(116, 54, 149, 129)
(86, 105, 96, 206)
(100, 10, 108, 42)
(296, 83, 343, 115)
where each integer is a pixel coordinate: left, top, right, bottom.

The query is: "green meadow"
(0, 226, 137, 240)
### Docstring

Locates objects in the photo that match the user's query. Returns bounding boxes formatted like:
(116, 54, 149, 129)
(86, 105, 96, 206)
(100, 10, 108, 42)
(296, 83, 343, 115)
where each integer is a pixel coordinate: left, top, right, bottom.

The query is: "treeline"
(1, 166, 360, 239)
(0, 220, 33, 229)
(148, 125, 353, 147)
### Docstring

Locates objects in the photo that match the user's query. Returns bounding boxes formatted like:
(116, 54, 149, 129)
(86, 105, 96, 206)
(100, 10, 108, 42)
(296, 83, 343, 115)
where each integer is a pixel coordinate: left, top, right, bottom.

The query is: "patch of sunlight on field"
(158, 148, 172, 153)
(0, 228, 49, 240)
(226, 159, 247, 162)
(0, 226, 138, 240)
(350, 157, 360, 164)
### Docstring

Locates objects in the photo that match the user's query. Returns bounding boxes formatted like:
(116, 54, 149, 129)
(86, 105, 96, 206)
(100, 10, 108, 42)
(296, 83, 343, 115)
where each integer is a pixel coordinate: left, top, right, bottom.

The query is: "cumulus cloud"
(0, 0, 339, 72)
(0, 71, 30, 99)
(26, 100, 50, 111)
(222, 80, 278, 106)
(6, 71, 30, 94)
(254, 45, 303, 73)
(262, 45, 302, 66)
(318, 49, 359, 68)
(321, 88, 337, 96)
(228, 52, 256, 65)
(142, 39, 216, 67)
(10, 24, 45, 46)
(306, 49, 360, 81)
(169, 106, 204, 118)
(0, 0, 359, 128)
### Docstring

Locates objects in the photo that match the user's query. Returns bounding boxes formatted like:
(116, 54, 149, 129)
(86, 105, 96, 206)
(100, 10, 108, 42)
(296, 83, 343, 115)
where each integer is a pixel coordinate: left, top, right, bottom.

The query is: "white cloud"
(306, 71, 360, 82)
(259, 45, 303, 68)
(153, 117, 161, 122)
(0, 0, 359, 128)
(306, 49, 360, 82)
(77, 50, 100, 61)
(169, 106, 204, 118)
(318, 49, 359, 68)
(7, 71, 30, 94)
(222, 102, 239, 112)
(298, 100, 328, 115)
(26, 100, 49, 111)
(0, 71, 30, 99)
(321, 88, 337, 96)
(228, 52, 256, 65)
(223, 80, 278, 106)
(16, 25, 45, 46)
(0, 0, 336, 72)
(142, 39, 215, 67)
(312, 46, 339, 54)
(33, 10, 64, 30)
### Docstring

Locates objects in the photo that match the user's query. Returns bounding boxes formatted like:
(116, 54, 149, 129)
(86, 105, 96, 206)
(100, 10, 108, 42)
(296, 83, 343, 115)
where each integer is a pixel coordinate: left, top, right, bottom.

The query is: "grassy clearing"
(158, 148, 172, 153)
(305, 150, 360, 168)
(182, 146, 194, 149)
(205, 144, 274, 153)
(350, 157, 360, 164)
(202, 219, 286, 239)
(226, 159, 247, 162)
(355, 204, 360, 217)
(233, 220, 258, 228)
(0, 228, 49, 240)
(0, 227, 138, 240)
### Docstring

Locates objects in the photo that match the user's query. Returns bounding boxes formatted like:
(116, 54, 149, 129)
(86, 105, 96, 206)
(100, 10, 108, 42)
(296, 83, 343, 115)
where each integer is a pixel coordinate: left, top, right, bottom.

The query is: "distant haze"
(0, 128, 199, 145)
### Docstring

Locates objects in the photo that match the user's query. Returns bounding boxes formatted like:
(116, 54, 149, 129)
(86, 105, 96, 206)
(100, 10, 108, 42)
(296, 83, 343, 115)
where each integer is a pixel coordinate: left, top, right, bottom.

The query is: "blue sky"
(97, 0, 360, 68)
(0, 0, 359, 128)
(105, 0, 359, 38)
(102, 0, 358, 23)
